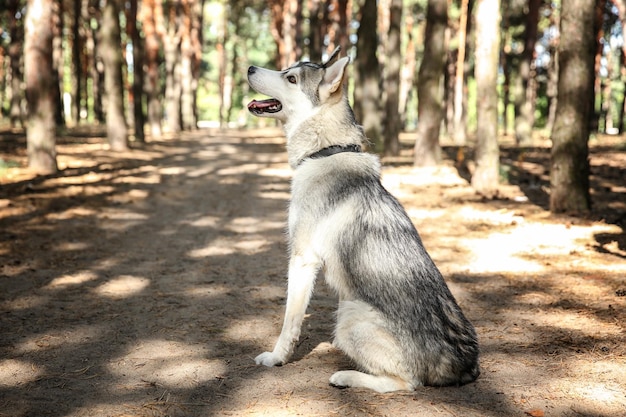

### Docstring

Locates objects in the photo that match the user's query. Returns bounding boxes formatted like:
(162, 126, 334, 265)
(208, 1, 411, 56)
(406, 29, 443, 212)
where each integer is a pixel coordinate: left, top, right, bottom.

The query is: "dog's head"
(247, 47, 349, 124)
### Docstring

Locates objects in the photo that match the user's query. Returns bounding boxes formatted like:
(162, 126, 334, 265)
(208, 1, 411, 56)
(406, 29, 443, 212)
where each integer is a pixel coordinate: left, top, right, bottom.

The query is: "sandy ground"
(0, 127, 625, 417)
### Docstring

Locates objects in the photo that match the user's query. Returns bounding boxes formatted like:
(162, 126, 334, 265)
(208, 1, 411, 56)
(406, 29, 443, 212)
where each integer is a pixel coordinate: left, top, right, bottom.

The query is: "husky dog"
(247, 48, 479, 393)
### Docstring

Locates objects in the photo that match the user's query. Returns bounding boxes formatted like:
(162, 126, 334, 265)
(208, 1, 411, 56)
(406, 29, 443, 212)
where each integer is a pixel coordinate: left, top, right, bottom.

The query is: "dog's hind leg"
(255, 252, 321, 367)
(331, 300, 415, 393)
(329, 371, 413, 393)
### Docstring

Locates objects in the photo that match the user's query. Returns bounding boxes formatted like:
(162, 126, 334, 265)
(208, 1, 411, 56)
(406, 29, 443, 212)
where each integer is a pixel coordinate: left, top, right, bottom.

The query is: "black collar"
(305, 144, 362, 164)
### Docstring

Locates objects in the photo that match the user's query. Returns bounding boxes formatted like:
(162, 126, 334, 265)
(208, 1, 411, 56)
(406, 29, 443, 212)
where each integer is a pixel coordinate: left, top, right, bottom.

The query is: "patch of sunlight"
(186, 164, 216, 178)
(226, 217, 284, 233)
(382, 165, 467, 188)
(463, 230, 544, 273)
(406, 207, 447, 220)
(16, 325, 104, 353)
(112, 174, 160, 185)
(462, 221, 625, 274)
(457, 206, 524, 225)
(46, 206, 97, 220)
(159, 166, 187, 175)
(258, 167, 292, 178)
(109, 188, 150, 203)
(260, 190, 291, 200)
(53, 241, 91, 251)
(97, 209, 149, 232)
(0, 359, 43, 387)
(94, 275, 149, 298)
(574, 382, 625, 405)
(183, 215, 221, 228)
(217, 163, 265, 176)
(536, 310, 621, 336)
(46, 271, 98, 289)
(188, 244, 235, 258)
(109, 339, 227, 389)
(1, 294, 49, 311)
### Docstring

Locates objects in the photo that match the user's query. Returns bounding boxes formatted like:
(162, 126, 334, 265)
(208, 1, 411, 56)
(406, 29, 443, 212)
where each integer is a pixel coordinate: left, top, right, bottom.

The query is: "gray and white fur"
(247, 48, 480, 393)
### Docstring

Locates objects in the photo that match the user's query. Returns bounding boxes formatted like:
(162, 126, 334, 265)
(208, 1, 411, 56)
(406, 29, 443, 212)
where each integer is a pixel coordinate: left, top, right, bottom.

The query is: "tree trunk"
(24, 0, 58, 174)
(100, 0, 129, 151)
(128, 0, 145, 141)
(471, 0, 500, 196)
(354, 0, 382, 151)
(309, 0, 326, 62)
(8, 0, 23, 128)
(549, 0, 594, 213)
(611, 0, 626, 132)
(453, 0, 469, 145)
(52, 0, 65, 126)
(413, 0, 447, 166)
(72, 0, 82, 124)
(180, 0, 195, 130)
(165, 2, 182, 133)
(399, 14, 416, 129)
(384, 0, 402, 156)
(141, 0, 164, 138)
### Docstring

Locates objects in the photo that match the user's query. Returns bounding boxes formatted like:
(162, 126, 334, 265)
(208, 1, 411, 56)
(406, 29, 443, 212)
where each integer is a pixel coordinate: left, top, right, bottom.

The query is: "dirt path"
(1, 128, 625, 417)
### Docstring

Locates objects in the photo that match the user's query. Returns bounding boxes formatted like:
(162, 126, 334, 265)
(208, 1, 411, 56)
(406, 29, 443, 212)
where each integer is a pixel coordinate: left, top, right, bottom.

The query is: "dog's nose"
(248, 66, 256, 75)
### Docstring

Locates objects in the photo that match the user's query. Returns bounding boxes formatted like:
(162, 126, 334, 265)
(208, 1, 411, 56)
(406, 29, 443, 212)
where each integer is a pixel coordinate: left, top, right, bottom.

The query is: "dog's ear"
(322, 46, 342, 68)
(320, 56, 350, 101)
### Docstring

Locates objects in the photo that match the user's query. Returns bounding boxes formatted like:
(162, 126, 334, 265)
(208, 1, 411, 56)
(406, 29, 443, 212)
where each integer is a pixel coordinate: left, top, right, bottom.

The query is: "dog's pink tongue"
(248, 99, 276, 110)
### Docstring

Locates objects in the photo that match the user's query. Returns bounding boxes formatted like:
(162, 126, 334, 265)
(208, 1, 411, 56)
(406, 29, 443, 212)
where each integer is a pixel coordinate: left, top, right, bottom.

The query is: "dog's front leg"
(255, 252, 320, 367)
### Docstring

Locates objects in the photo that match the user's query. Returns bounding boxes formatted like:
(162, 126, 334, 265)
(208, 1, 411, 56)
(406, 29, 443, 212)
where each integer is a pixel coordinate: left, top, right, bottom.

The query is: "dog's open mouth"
(247, 98, 282, 115)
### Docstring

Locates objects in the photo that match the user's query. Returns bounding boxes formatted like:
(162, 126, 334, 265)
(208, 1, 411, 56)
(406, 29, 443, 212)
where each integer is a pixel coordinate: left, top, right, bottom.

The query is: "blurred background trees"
(1, 0, 622, 213)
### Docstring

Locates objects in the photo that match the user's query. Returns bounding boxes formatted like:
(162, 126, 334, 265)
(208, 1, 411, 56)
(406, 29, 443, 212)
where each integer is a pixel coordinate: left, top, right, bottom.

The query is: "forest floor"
(0, 126, 625, 417)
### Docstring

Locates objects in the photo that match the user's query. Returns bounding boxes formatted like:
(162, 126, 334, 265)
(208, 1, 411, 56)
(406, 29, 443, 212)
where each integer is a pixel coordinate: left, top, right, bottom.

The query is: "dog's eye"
(287, 75, 297, 84)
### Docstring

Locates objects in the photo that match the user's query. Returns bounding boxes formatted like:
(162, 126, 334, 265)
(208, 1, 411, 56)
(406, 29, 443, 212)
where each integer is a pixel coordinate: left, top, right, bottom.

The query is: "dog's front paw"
(255, 351, 284, 367)
(329, 370, 358, 388)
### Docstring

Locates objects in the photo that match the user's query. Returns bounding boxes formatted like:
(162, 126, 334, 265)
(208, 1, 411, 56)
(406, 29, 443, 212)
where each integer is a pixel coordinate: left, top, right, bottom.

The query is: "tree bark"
(141, 0, 164, 138)
(24, 0, 58, 173)
(128, 0, 145, 141)
(8, 0, 24, 128)
(354, 0, 383, 152)
(471, 0, 501, 196)
(384, 0, 402, 156)
(165, 1, 182, 133)
(72, 0, 82, 124)
(549, 0, 594, 213)
(100, 0, 129, 151)
(414, 0, 447, 166)
(453, 0, 470, 145)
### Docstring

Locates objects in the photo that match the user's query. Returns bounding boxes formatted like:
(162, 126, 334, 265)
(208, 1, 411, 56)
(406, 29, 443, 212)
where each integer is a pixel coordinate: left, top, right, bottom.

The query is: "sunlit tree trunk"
(354, 0, 383, 151)
(268, 0, 298, 69)
(384, 0, 402, 156)
(24, 0, 58, 173)
(165, 2, 182, 133)
(180, 0, 196, 130)
(549, 0, 594, 213)
(471, 0, 500, 196)
(100, 0, 129, 151)
(414, 0, 447, 166)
